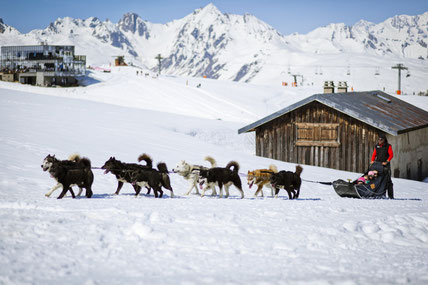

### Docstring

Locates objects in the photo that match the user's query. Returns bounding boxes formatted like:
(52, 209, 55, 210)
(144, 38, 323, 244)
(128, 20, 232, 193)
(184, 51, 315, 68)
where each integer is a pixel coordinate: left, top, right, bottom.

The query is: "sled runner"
(332, 162, 390, 199)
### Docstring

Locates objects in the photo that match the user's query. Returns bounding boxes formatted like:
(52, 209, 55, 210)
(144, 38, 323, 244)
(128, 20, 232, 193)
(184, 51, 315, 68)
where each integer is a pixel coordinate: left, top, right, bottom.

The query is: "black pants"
(385, 164, 394, 199)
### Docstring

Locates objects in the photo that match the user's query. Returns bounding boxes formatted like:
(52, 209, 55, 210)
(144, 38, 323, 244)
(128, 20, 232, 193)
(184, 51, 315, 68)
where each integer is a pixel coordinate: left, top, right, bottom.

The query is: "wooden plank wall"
(255, 102, 379, 173)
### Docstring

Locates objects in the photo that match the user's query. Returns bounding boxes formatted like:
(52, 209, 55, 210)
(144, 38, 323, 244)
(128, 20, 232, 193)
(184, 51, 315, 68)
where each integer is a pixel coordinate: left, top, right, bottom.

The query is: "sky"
(1, 0, 428, 36)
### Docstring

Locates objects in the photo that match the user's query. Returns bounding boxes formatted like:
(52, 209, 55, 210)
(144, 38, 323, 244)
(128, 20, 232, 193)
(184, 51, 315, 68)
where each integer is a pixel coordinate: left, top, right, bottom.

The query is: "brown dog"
(247, 165, 278, 197)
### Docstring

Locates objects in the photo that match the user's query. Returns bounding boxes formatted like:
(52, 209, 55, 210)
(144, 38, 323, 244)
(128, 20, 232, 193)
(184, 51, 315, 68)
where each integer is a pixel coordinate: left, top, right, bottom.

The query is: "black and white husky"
(101, 154, 153, 195)
(198, 161, 244, 199)
(41, 154, 85, 197)
(41, 154, 94, 199)
(131, 162, 174, 198)
(172, 156, 217, 195)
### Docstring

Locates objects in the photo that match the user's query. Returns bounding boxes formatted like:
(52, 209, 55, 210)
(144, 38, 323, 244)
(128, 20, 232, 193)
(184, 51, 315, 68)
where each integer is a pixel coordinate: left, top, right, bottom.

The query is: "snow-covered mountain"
(285, 13, 428, 59)
(1, 4, 427, 89)
(0, 18, 20, 35)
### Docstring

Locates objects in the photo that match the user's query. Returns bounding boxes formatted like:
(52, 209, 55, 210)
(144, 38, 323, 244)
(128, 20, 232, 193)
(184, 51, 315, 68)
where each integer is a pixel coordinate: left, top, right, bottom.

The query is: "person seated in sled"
(370, 133, 394, 199)
(372, 170, 379, 178)
(366, 171, 376, 184)
(357, 171, 375, 185)
(357, 176, 366, 184)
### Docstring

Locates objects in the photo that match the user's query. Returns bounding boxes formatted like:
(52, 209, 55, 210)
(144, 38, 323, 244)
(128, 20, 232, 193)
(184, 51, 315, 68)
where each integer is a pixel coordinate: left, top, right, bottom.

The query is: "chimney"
(323, 81, 335, 93)
(337, 81, 348, 93)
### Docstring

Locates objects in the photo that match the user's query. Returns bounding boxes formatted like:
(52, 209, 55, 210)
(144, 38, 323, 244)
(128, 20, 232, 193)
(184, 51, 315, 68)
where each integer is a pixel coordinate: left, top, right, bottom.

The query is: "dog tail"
(204, 156, 217, 167)
(295, 165, 303, 176)
(138, 153, 153, 168)
(157, 162, 169, 173)
(79, 157, 92, 170)
(68, 153, 81, 162)
(158, 162, 173, 191)
(269, 164, 278, 173)
(226, 161, 240, 173)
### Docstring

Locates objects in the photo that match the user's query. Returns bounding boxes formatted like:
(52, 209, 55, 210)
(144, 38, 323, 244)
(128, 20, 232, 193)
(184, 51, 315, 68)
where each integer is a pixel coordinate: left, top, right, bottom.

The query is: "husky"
(101, 154, 153, 195)
(247, 164, 278, 197)
(270, 165, 303, 199)
(198, 161, 244, 199)
(41, 154, 94, 199)
(172, 156, 217, 195)
(41, 153, 89, 197)
(48, 158, 94, 199)
(131, 162, 174, 198)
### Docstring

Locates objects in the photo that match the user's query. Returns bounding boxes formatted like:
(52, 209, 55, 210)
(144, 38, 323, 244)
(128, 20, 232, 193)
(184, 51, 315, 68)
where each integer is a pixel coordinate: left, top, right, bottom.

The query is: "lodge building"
(0, 43, 86, 87)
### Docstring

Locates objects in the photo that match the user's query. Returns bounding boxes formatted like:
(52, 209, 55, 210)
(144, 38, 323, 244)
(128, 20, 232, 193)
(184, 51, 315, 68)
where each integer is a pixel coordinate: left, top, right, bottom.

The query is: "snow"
(1, 67, 428, 284)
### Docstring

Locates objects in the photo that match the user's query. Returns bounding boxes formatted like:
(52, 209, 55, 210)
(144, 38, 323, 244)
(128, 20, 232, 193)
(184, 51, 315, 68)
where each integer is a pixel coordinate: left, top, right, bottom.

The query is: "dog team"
(41, 153, 303, 200)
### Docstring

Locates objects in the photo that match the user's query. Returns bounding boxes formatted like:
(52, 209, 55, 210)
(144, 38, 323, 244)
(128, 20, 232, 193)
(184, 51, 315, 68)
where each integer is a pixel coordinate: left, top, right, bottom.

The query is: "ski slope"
(1, 68, 428, 285)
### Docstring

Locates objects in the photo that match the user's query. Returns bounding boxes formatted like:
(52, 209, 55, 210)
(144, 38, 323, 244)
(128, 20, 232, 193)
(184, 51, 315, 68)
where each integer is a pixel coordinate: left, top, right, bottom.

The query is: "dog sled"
(332, 162, 390, 199)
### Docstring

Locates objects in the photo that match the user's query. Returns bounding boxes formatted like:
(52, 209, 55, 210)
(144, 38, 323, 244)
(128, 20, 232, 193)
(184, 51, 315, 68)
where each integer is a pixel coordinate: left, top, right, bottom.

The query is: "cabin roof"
(238, 90, 428, 136)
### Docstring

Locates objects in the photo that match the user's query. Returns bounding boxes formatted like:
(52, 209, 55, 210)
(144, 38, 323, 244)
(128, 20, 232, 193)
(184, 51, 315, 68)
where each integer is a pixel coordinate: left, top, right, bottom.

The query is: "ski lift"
(319, 67, 323, 75)
(346, 66, 351, 76)
(287, 66, 291, 74)
(406, 70, 411, 77)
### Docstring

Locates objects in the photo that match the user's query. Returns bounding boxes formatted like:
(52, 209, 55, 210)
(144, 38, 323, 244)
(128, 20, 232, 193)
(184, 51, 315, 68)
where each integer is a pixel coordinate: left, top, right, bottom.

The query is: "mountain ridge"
(0, 5, 427, 86)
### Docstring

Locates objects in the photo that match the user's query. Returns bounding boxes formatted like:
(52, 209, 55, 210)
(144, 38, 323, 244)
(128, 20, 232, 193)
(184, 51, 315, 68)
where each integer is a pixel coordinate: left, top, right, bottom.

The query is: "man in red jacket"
(371, 133, 394, 198)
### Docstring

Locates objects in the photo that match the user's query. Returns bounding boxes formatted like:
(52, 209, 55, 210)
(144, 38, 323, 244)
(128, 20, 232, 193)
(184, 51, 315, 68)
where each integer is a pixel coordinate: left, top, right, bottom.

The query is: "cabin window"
(295, 123, 340, 147)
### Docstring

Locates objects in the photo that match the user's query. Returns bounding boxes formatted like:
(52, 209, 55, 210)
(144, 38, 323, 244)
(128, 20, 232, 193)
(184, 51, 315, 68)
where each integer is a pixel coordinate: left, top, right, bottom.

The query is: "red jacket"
(371, 143, 393, 163)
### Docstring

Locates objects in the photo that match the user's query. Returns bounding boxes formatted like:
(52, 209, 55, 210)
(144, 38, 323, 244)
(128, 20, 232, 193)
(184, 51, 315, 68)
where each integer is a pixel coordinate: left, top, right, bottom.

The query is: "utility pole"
(391, 63, 408, 94)
(291, 74, 303, 87)
(155, 54, 163, 74)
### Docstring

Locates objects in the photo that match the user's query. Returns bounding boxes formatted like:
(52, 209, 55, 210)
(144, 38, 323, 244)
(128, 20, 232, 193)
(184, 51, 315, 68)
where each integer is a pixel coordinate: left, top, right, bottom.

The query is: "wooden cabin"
(238, 90, 428, 181)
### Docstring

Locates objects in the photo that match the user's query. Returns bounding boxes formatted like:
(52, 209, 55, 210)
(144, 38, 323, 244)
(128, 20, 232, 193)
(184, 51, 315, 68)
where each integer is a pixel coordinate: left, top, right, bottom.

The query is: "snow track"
(1, 73, 428, 284)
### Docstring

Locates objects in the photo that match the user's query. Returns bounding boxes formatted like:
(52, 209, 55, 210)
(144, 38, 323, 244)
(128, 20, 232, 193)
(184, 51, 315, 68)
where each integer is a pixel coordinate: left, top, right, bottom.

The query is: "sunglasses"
(378, 138, 385, 141)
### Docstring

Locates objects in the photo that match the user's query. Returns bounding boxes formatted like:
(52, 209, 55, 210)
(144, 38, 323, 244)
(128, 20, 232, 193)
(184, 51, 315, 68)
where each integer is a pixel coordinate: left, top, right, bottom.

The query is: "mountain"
(0, 18, 20, 35)
(115, 3, 288, 82)
(0, 4, 427, 89)
(285, 12, 428, 59)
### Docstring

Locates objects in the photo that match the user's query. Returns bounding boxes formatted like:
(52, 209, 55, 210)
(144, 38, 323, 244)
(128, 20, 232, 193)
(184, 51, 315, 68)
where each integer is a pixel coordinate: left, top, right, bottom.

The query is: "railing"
(1, 55, 86, 63)
(41, 71, 85, 76)
(74, 55, 86, 61)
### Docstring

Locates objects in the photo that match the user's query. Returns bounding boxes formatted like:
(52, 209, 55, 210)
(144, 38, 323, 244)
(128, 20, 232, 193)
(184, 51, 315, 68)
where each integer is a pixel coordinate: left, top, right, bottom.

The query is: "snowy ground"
(1, 68, 428, 285)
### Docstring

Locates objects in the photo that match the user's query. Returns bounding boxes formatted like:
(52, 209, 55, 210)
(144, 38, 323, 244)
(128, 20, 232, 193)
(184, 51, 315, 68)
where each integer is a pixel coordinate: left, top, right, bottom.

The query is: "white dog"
(172, 156, 217, 195)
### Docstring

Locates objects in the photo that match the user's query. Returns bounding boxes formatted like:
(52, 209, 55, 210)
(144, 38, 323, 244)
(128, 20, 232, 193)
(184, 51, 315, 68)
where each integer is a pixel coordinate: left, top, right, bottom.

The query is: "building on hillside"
(114, 56, 127, 66)
(238, 88, 428, 181)
(0, 43, 86, 86)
